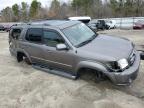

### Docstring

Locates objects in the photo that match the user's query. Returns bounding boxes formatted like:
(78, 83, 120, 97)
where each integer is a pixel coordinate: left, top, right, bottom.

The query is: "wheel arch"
(75, 61, 115, 82)
(16, 49, 31, 63)
(75, 61, 108, 74)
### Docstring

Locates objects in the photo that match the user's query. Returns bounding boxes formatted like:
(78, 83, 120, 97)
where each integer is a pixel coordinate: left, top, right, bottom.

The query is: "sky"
(0, 0, 70, 11)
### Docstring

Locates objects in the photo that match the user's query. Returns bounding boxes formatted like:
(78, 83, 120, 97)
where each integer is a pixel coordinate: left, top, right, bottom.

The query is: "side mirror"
(56, 44, 68, 50)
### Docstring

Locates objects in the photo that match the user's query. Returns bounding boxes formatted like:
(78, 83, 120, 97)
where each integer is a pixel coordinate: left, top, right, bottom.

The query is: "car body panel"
(77, 35, 133, 61)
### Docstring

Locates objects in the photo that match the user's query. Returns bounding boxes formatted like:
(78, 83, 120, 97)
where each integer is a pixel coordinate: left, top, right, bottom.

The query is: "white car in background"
(68, 16, 91, 24)
(105, 20, 116, 29)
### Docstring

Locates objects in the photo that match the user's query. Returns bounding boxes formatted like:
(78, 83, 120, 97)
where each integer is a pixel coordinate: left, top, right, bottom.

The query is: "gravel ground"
(0, 30, 144, 108)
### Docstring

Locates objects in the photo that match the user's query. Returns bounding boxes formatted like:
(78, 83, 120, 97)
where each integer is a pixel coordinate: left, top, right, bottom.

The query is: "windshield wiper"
(76, 34, 97, 47)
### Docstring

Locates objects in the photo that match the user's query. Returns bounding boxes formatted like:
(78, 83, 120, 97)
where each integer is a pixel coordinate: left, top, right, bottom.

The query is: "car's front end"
(105, 49, 140, 85)
(62, 22, 140, 85)
(75, 34, 140, 85)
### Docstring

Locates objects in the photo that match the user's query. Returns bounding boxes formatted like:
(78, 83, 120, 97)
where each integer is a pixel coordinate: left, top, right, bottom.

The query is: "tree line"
(0, 0, 144, 22)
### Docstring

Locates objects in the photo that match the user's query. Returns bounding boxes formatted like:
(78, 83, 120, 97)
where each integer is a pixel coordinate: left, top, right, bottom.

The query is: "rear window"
(11, 28, 22, 40)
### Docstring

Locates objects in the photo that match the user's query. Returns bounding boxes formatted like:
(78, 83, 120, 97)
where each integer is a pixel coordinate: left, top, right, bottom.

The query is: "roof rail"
(26, 22, 50, 26)
(12, 22, 51, 26)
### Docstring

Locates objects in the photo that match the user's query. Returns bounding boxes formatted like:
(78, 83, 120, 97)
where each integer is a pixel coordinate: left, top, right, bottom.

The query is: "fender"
(16, 48, 32, 63)
(75, 61, 117, 82)
(75, 61, 108, 74)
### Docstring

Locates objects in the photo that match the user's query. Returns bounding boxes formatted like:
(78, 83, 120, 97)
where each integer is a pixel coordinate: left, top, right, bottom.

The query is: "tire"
(23, 56, 31, 65)
(17, 52, 31, 65)
(113, 26, 116, 29)
(94, 71, 105, 82)
(78, 68, 105, 82)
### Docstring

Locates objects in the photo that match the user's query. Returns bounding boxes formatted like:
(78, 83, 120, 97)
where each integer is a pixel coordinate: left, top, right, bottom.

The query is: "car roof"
(12, 20, 81, 30)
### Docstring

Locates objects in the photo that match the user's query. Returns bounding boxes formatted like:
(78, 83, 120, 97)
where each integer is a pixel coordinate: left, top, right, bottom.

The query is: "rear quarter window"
(10, 28, 22, 40)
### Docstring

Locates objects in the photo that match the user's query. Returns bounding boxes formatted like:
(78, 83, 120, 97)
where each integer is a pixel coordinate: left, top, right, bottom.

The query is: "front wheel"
(78, 68, 106, 83)
(94, 71, 105, 82)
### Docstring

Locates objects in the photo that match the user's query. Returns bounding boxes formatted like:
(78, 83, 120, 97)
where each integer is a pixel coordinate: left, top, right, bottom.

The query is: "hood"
(77, 35, 133, 62)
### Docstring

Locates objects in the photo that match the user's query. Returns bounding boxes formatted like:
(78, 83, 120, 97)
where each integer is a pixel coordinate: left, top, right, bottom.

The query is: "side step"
(32, 65, 77, 80)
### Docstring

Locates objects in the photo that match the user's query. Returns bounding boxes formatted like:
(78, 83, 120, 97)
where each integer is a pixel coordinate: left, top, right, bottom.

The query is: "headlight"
(117, 58, 128, 69)
(106, 58, 128, 72)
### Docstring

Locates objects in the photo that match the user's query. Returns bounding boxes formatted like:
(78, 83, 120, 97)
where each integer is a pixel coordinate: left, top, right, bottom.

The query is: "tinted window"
(11, 28, 22, 39)
(26, 28, 42, 43)
(43, 31, 64, 47)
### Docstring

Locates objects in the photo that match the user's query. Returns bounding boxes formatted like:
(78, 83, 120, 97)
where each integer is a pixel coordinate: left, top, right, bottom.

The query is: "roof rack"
(13, 22, 51, 26)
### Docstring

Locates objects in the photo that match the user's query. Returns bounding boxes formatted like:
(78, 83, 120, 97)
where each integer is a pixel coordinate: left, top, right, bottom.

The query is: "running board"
(32, 65, 77, 80)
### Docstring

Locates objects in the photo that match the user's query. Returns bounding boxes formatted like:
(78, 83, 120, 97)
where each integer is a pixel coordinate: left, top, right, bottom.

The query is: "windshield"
(63, 23, 97, 47)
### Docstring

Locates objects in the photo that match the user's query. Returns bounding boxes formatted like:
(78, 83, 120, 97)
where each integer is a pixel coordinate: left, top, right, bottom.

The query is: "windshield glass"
(63, 23, 96, 47)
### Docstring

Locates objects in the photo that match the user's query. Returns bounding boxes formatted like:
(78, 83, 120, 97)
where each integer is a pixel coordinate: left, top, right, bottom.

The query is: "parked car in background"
(105, 20, 116, 29)
(0, 24, 5, 31)
(133, 20, 144, 29)
(96, 20, 110, 30)
(87, 22, 97, 32)
(68, 16, 91, 24)
(88, 20, 109, 31)
(5, 24, 17, 32)
(4, 24, 12, 32)
(68, 16, 97, 31)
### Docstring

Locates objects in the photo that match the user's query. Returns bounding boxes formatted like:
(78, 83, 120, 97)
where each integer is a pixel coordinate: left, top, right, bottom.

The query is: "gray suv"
(9, 20, 140, 85)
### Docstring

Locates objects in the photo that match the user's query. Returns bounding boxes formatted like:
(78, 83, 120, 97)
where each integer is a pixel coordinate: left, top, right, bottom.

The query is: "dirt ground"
(0, 30, 144, 108)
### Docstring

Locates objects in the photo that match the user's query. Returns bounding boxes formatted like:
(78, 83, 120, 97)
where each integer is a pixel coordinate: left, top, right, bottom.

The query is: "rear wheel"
(23, 56, 31, 65)
(17, 52, 31, 65)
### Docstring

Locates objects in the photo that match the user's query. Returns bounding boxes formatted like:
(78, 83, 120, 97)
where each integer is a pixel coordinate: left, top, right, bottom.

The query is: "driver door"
(42, 29, 75, 72)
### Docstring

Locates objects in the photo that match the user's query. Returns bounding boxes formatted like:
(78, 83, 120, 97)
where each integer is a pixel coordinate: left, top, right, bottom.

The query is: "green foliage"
(124, 0, 134, 16)
(50, 0, 60, 9)
(30, 0, 41, 18)
(1, 7, 13, 22)
(71, 0, 82, 8)
(21, 2, 28, 21)
(12, 4, 19, 16)
(49, 0, 60, 18)
(109, 0, 120, 16)
(1, 0, 144, 22)
(71, 0, 93, 15)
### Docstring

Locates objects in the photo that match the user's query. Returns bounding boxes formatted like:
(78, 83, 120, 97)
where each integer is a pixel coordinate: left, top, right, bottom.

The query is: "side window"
(26, 28, 42, 43)
(43, 30, 64, 47)
(11, 28, 22, 39)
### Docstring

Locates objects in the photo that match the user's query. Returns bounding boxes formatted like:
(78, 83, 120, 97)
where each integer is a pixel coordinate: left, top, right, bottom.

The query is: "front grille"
(128, 51, 136, 66)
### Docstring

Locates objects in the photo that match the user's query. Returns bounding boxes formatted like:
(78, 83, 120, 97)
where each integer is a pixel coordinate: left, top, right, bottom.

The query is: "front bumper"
(106, 51, 140, 85)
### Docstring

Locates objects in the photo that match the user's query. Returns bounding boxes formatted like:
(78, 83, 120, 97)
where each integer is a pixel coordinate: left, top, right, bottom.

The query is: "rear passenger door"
(21, 28, 45, 64)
